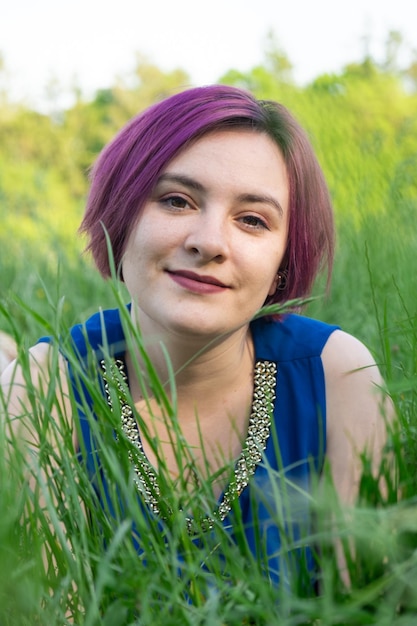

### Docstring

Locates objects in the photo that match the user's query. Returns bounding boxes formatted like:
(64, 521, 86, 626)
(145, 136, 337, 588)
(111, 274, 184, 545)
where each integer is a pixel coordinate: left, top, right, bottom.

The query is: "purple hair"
(80, 84, 334, 303)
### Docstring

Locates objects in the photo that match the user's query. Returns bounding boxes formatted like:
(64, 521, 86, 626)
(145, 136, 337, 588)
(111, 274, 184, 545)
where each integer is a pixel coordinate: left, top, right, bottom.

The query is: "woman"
(1, 85, 388, 590)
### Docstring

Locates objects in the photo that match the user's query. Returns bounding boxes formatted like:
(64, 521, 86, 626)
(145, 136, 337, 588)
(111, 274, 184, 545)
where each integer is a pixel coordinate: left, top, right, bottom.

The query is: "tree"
(404, 50, 417, 92)
(383, 30, 404, 74)
(264, 31, 294, 83)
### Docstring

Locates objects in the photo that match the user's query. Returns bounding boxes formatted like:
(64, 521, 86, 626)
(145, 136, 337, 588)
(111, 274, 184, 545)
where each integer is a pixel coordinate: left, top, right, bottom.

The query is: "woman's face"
(122, 129, 290, 341)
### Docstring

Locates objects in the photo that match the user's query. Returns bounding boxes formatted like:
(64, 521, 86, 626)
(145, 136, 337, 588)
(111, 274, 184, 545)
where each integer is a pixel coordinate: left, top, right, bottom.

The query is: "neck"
(125, 309, 254, 402)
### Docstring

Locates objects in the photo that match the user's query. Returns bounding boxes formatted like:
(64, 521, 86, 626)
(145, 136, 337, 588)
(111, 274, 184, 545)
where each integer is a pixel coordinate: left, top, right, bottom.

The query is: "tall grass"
(1, 143, 417, 625)
(1, 266, 417, 624)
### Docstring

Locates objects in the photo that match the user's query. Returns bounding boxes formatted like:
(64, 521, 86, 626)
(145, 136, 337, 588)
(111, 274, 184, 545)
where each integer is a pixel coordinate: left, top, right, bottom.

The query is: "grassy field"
(1, 73, 417, 623)
(1, 184, 417, 624)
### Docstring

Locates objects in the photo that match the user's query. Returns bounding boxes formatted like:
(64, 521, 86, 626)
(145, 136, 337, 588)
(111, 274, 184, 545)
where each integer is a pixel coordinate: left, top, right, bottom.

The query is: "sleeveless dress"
(39, 308, 339, 590)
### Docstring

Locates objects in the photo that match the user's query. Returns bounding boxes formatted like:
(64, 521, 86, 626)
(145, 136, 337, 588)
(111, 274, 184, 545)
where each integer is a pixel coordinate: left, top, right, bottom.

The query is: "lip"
(167, 269, 230, 294)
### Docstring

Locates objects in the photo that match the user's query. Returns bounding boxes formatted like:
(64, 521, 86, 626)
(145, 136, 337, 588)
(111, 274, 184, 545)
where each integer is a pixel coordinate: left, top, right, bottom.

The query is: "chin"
(173, 322, 226, 339)
(169, 315, 249, 343)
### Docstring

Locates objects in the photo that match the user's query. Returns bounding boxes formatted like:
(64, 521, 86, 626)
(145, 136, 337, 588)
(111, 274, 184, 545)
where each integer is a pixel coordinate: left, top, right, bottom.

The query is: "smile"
(166, 270, 229, 294)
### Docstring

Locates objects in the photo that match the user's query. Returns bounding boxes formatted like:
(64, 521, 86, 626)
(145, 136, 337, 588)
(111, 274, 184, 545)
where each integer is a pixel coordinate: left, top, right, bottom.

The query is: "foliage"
(1, 283, 417, 624)
(0, 285, 415, 624)
(1, 45, 417, 624)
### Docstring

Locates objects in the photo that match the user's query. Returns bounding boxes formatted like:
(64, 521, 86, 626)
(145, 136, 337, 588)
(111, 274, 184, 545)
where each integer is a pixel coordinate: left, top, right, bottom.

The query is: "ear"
(268, 269, 288, 295)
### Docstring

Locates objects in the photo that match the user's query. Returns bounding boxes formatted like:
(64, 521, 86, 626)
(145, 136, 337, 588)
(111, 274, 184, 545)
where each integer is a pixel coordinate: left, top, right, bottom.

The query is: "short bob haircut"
(80, 84, 334, 304)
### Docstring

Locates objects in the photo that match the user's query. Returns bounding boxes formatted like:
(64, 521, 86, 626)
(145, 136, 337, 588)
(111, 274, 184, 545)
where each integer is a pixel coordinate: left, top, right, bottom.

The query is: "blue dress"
(39, 308, 339, 590)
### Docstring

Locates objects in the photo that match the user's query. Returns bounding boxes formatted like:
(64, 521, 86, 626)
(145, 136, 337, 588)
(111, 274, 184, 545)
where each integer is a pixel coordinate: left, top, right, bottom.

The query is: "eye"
(160, 195, 191, 211)
(240, 214, 269, 230)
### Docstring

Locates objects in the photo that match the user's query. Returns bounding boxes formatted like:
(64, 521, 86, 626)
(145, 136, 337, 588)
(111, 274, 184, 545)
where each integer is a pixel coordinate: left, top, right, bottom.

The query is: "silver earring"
(276, 269, 288, 290)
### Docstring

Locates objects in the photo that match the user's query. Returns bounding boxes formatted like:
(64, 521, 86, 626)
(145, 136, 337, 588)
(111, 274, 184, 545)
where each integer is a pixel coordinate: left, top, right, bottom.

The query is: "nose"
(184, 209, 229, 262)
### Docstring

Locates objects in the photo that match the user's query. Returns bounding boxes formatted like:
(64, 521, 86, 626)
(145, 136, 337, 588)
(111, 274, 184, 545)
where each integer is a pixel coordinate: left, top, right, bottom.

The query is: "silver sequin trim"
(101, 358, 277, 535)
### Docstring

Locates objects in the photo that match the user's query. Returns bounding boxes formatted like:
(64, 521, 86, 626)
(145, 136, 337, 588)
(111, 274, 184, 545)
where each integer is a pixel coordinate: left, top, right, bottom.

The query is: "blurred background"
(1, 4, 417, 619)
(1, 0, 416, 388)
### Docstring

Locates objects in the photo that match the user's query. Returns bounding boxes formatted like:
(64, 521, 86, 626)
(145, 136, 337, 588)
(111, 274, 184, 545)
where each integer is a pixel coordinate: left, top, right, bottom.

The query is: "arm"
(1, 343, 81, 611)
(1, 342, 73, 458)
(323, 330, 392, 505)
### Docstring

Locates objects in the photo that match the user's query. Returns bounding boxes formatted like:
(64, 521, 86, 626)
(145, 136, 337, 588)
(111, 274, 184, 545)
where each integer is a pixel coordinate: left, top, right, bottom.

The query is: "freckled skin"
(122, 129, 290, 343)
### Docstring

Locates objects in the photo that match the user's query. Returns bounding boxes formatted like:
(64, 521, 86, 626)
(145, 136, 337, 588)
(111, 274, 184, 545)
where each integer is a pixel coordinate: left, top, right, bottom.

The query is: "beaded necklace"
(101, 358, 277, 534)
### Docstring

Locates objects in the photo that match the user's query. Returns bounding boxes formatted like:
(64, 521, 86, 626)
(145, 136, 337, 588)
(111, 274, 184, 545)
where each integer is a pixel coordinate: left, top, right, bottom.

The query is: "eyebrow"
(156, 173, 284, 217)
(236, 193, 284, 218)
(156, 173, 205, 193)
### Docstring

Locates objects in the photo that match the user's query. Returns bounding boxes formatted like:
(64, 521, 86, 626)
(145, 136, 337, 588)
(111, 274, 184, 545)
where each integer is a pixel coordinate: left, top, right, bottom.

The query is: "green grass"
(1, 138, 417, 626)
(1, 259, 417, 623)
(1, 57, 417, 623)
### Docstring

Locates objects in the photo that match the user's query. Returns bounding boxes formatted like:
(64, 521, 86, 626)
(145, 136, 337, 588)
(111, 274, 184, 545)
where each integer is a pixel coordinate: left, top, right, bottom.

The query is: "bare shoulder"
(322, 330, 392, 503)
(1, 342, 70, 421)
(322, 329, 382, 381)
(1, 341, 66, 387)
(322, 328, 390, 431)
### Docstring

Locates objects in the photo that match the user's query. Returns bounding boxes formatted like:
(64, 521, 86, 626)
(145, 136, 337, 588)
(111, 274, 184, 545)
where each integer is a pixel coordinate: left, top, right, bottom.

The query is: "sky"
(1, 0, 416, 110)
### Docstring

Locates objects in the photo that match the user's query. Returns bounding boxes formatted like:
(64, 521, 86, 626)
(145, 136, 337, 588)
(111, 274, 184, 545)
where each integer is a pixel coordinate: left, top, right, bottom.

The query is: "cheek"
(121, 233, 146, 284)
(123, 222, 156, 264)
(122, 225, 167, 285)
(267, 274, 279, 297)
(244, 263, 278, 300)
(254, 255, 285, 299)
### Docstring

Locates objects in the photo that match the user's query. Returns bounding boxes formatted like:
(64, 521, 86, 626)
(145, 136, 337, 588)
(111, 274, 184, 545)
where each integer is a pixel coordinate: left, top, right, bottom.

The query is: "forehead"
(161, 129, 288, 190)
(168, 128, 283, 164)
